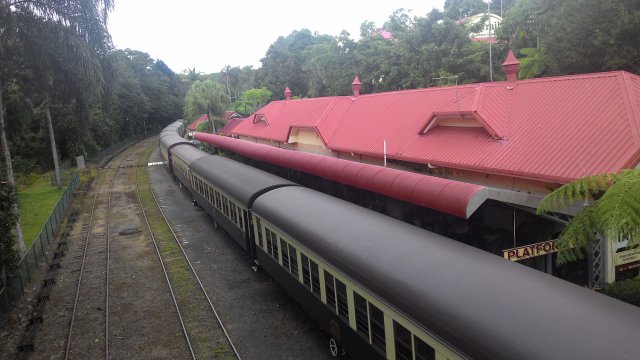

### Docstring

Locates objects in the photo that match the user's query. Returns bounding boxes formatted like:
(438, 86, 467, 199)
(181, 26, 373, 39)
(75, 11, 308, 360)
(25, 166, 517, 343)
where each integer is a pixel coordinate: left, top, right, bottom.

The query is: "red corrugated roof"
(187, 114, 208, 131)
(230, 70, 640, 184)
(194, 133, 485, 218)
(218, 118, 245, 135)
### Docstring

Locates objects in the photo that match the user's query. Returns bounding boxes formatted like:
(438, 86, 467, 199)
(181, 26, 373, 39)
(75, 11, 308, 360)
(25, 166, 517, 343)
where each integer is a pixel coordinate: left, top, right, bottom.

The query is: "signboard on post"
(614, 248, 640, 266)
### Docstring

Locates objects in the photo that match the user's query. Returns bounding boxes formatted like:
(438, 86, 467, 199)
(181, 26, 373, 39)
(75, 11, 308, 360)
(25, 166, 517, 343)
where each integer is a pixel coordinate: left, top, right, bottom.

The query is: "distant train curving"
(159, 121, 640, 360)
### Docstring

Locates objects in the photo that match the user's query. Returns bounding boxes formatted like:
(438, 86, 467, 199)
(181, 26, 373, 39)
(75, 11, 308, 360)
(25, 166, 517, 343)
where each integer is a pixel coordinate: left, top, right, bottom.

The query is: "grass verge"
(17, 172, 67, 249)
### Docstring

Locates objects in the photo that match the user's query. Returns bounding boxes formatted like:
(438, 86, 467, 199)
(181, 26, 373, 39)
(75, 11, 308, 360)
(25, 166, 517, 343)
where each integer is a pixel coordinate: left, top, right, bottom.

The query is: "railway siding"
(135, 145, 238, 359)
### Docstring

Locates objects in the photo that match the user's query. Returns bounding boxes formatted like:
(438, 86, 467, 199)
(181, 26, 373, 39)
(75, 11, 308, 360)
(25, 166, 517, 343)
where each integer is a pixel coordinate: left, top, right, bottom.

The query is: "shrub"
(601, 277, 640, 307)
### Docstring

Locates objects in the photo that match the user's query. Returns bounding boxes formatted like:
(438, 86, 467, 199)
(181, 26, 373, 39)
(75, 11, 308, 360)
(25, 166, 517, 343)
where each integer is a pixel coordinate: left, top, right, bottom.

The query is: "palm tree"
(537, 169, 640, 265)
(0, 0, 113, 256)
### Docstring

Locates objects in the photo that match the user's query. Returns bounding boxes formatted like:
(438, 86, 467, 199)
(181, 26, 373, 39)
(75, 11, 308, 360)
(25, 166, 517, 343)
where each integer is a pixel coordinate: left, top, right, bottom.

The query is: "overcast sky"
(107, 1, 445, 74)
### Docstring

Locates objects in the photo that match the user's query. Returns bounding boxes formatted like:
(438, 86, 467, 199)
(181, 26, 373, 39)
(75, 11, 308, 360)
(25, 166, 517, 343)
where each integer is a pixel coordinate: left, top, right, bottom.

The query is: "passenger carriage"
(252, 186, 640, 360)
(189, 155, 296, 257)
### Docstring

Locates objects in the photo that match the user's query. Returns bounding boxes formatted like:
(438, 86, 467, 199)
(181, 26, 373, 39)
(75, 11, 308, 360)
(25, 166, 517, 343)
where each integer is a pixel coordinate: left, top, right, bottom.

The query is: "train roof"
(190, 156, 297, 206)
(171, 144, 207, 165)
(252, 186, 640, 360)
(159, 134, 192, 150)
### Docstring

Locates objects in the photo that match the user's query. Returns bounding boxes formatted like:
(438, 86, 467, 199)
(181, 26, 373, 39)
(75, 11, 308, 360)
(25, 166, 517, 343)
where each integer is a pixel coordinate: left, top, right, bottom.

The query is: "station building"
(196, 51, 640, 287)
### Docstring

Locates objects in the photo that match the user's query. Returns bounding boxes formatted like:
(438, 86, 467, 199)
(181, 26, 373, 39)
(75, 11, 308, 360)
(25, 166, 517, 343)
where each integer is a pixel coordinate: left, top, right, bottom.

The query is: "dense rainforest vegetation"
(1, 0, 640, 269)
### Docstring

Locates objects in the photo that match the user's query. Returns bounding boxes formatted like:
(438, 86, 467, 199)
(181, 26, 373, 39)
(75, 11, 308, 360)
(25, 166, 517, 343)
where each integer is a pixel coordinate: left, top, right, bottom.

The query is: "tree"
(183, 79, 230, 132)
(537, 170, 640, 265)
(0, 182, 20, 288)
(233, 87, 272, 115)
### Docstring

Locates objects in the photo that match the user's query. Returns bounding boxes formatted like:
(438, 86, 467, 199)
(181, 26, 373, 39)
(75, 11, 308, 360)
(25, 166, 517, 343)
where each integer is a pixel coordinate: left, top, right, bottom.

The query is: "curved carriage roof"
(252, 186, 640, 360)
(159, 134, 193, 151)
(171, 144, 207, 165)
(190, 156, 297, 206)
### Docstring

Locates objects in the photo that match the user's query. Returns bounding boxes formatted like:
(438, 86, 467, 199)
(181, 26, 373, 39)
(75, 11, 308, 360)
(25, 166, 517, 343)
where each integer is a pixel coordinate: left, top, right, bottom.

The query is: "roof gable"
(420, 85, 508, 140)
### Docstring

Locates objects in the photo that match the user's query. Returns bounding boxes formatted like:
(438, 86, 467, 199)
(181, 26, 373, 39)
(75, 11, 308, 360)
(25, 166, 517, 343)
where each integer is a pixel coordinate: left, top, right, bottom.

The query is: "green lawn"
(17, 173, 67, 249)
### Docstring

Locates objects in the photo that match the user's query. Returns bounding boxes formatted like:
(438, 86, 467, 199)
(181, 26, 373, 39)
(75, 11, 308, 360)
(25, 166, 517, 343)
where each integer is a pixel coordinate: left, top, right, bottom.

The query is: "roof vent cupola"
(284, 86, 292, 101)
(502, 50, 521, 82)
(352, 75, 362, 97)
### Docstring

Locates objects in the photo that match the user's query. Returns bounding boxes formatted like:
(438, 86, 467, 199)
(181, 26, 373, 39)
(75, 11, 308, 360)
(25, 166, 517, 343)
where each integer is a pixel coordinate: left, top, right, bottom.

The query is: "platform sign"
(614, 248, 640, 266)
(503, 240, 558, 262)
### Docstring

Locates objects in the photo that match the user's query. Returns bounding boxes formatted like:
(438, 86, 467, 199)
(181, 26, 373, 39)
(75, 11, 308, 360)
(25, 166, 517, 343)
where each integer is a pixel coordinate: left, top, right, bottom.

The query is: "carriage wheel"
(329, 338, 339, 357)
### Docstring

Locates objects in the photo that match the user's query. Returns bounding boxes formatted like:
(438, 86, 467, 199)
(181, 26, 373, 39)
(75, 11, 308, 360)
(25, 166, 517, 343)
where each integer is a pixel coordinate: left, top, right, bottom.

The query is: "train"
(159, 121, 640, 360)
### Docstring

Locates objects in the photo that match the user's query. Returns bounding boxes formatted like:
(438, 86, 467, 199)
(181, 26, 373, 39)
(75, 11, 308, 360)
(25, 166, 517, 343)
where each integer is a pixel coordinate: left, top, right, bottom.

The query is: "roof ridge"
(618, 72, 640, 167)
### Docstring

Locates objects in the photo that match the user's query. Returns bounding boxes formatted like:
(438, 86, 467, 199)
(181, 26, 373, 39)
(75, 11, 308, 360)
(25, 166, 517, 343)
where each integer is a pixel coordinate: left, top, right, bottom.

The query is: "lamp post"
(486, 0, 493, 82)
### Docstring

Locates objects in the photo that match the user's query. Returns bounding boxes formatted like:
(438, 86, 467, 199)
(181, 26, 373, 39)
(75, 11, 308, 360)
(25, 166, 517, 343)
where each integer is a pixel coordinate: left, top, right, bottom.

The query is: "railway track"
(135, 146, 241, 359)
(64, 161, 119, 359)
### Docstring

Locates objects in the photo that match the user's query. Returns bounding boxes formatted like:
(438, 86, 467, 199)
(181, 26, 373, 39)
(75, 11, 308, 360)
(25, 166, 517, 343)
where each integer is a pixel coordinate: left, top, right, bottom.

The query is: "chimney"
(502, 50, 521, 82)
(284, 86, 292, 101)
(352, 75, 362, 97)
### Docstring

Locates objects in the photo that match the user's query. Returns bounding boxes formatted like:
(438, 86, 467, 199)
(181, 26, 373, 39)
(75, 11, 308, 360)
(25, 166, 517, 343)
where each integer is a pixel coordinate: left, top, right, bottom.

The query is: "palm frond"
(555, 205, 598, 264)
(594, 170, 640, 247)
(537, 172, 616, 213)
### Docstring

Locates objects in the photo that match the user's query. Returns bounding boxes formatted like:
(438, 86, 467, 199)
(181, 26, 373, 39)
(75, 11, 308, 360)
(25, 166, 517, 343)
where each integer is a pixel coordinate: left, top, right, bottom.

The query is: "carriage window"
(414, 336, 436, 360)
(394, 321, 412, 360)
(301, 254, 311, 287)
(354, 292, 369, 339)
(336, 280, 348, 320)
(266, 230, 273, 255)
(272, 231, 279, 260)
(370, 304, 386, 353)
(289, 246, 298, 277)
(255, 218, 263, 248)
(324, 272, 336, 313)
(280, 238, 289, 269)
(310, 260, 320, 297)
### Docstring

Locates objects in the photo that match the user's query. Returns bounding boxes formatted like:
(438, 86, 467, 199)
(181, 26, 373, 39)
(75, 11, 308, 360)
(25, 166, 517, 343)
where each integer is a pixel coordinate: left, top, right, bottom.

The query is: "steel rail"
(145, 170, 242, 359)
(64, 165, 117, 360)
(135, 169, 197, 360)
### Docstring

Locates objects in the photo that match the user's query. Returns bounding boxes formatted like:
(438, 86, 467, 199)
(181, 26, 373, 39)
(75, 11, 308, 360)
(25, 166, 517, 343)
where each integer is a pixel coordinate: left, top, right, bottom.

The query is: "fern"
(538, 170, 640, 265)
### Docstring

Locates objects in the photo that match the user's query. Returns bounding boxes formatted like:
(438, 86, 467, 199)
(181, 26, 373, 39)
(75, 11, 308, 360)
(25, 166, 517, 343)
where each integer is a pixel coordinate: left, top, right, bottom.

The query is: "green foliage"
(538, 170, 640, 264)
(183, 79, 229, 122)
(500, 0, 640, 76)
(0, 183, 20, 280)
(517, 48, 546, 79)
(233, 87, 272, 115)
(601, 277, 640, 307)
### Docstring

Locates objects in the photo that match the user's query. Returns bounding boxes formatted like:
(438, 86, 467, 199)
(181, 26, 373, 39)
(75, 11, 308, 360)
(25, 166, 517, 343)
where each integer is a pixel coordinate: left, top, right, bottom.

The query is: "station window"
(281, 238, 289, 269)
(414, 336, 436, 360)
(301, 254, 311, 288)
(335, 279, 348, 320)
(370, 304, 386, 354)
(354, 292, 370, 339)
(324, 272, 336, 313)
(394, 321, 413, 360)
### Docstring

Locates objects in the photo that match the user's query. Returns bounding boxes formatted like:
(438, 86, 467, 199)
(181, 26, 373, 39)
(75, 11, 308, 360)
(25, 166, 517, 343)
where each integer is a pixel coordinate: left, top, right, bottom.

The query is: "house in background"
(186, 111, 245, 138)
(185, 114, 209, 138)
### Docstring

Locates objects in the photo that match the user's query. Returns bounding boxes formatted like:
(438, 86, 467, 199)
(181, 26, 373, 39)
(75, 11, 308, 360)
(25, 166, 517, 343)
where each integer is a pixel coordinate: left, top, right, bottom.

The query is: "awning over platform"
(195, 133, 555, 218)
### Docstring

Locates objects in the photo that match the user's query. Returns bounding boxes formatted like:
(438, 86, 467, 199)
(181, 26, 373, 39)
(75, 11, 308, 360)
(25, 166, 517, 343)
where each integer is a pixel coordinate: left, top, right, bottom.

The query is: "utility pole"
(487, 0, 493, 82)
